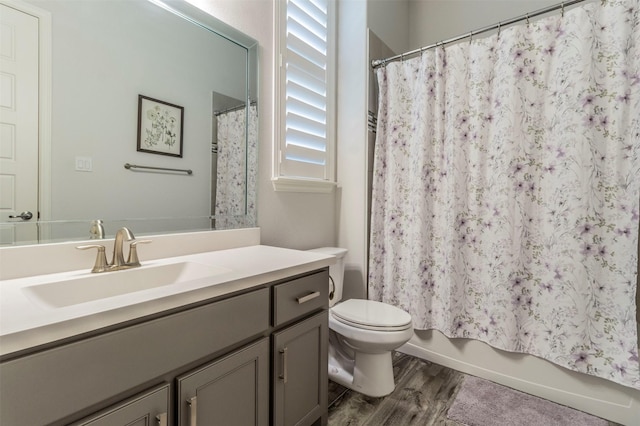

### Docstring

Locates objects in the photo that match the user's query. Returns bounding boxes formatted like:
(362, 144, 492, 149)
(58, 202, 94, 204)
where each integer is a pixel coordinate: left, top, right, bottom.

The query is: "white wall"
(367, 0, 410, 54)
(187, 0, 336, 250)
(336, 0, 369, 300)
(408, 0, 560, 49)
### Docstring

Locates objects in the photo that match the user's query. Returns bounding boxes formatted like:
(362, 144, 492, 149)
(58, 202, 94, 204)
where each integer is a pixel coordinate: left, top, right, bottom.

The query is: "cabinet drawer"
(273, 270, 328, 326)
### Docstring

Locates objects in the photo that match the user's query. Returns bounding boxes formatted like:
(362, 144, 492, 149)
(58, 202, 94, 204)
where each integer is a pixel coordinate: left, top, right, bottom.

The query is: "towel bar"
(124, 163, 193, 175)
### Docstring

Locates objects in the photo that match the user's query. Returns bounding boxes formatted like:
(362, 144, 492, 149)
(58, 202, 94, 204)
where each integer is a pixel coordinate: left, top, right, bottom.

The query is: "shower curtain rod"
(214, 101, 257, 116)
(371, 0, 589, 69)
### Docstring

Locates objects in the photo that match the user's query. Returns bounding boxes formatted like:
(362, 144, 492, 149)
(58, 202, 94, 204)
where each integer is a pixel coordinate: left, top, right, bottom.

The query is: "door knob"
(8, 211, 33, 220)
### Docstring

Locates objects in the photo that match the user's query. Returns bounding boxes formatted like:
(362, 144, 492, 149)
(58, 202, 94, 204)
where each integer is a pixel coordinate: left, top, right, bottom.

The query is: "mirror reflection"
(0, 0, 258, 246)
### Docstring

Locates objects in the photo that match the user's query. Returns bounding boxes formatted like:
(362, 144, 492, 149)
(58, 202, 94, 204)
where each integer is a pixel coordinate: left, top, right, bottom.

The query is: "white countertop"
(0, 245, 335, 358)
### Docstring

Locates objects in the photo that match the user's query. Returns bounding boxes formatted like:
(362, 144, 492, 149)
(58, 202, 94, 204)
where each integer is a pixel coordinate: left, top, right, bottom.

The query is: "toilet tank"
(308, 247, 347, 307)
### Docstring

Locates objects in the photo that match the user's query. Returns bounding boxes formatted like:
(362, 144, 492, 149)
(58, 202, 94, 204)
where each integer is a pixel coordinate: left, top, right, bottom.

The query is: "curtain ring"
(469, 31, 473, 44)
(401, 53, 405, 62)
(526, 13, 530, 26)
(497, 21, 501, 37)
(561, 2, 565, 17)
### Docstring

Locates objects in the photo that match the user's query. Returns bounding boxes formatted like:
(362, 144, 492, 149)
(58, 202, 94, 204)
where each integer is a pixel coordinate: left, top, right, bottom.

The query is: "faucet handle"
(127, 240, 152, 267)
(77, 244, 109, 273)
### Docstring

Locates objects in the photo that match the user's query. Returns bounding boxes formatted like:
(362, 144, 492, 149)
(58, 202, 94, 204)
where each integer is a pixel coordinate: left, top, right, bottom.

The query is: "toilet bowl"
(308, 248, 413, 398)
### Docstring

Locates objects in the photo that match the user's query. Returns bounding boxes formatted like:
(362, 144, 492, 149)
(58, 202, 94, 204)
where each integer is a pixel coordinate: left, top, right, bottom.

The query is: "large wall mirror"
(0, 0, 258, 245)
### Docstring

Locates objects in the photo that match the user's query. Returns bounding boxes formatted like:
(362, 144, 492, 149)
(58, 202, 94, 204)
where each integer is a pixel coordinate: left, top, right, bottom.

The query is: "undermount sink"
(22, 262, 231, 308)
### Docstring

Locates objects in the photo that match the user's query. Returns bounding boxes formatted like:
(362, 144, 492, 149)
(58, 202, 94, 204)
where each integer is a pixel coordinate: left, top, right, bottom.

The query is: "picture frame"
(137, 95, 184, 157)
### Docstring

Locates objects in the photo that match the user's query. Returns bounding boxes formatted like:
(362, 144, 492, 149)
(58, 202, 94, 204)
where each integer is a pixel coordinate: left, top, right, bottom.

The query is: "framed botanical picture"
(137, 95, 184, 157)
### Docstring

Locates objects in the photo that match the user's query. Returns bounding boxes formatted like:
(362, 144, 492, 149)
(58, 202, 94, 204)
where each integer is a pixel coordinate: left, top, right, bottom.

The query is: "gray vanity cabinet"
(0, 268, 330, 426)
(177, 337, 270, 426)
(272, 271, 329, 426)
(71, 384, 170, 426)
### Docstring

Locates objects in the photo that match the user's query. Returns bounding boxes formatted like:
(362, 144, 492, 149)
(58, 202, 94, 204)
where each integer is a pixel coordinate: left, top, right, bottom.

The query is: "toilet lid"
(331, 299, 412, 330)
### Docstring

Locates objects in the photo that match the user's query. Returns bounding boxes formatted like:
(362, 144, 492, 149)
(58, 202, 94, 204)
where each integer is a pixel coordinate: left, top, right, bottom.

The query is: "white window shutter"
(274, 0, 335, 192)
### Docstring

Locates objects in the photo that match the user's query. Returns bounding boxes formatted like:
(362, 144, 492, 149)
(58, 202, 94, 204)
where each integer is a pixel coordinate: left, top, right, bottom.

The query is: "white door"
(0, 3, 39, 245)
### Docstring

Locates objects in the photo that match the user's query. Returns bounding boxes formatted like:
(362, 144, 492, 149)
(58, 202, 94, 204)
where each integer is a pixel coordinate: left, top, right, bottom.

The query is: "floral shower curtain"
(369, 0, 640, 389)
(215, 105, 257, 228)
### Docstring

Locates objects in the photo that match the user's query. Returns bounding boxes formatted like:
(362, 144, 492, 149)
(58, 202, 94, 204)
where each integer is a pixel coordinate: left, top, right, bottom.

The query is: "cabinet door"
(71, 383, 170, 426)
(177, 337, 269, 426)
(273, 311, 328, 426)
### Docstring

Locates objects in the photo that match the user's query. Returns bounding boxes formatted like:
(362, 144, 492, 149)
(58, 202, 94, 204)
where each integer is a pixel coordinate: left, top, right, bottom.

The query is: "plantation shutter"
(280, 0, 331, 181)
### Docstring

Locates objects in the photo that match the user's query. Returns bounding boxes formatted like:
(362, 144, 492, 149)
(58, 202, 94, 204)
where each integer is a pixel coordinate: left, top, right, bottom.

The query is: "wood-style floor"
(327, 353, 620, 426)
(327, 353, 465, 425)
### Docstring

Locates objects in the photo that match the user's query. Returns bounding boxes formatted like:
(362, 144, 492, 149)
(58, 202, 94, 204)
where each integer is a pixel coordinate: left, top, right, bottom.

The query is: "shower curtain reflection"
(213, 104, 257, 229)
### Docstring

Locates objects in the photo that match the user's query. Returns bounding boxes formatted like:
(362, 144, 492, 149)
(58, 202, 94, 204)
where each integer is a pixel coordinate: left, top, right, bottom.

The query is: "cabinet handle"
(156, 412, 167, 426)
(279, 347, 288, 384)
(187, 396, 197, 426)
(297, 291, 320, 304)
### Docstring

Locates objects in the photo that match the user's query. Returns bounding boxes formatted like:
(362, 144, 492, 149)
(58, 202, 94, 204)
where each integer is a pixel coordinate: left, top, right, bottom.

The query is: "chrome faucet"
(77, 227, 151, 273)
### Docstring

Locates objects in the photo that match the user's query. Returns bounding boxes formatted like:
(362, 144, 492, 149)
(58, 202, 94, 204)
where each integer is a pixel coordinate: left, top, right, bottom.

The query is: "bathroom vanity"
(0, 242, 333, 426)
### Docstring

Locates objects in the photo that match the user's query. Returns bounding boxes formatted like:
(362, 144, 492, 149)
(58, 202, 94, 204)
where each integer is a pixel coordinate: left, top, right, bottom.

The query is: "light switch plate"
(75, 156, 93, 172)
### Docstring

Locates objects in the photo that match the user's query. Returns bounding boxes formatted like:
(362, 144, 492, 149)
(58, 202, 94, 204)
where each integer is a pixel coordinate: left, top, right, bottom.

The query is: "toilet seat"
(331, 299, 412, 331)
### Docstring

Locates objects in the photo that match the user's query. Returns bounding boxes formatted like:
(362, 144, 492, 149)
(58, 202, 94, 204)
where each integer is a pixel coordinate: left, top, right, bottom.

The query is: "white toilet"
(309, 247, 413, 398)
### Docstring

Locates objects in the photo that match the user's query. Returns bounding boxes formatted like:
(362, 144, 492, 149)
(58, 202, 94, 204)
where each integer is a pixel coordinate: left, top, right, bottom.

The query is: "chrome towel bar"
(124, 163, 193, 175)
